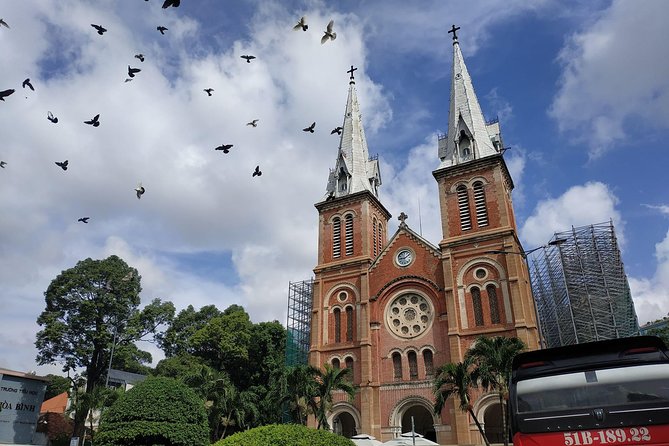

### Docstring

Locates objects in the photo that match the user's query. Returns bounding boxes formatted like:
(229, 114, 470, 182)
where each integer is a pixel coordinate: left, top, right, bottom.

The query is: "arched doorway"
(332, 411, 357, 438)
(401, 405, 436, 442)
(483, 402, 504, 444)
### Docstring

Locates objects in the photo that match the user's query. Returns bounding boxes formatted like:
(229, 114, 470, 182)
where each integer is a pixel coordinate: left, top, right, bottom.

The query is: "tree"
(214, 424, 355, 446)
(156, 304, 222, 357)
(311, 364, 356, 430)
(466, 336, 526, 446)
(34, 255, 175, 442)
(44, 374, 72, 400)
(282, 364, 320, 425)
(433, 359, 490, 446)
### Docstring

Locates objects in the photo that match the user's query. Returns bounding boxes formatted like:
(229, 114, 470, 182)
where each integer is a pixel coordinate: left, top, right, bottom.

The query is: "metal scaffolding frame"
(285, 278, 314, 367)
(528, 221, 639, 348)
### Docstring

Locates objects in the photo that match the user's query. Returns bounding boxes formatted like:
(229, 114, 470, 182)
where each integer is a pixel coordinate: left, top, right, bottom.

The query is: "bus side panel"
(513, 425, 669, 446)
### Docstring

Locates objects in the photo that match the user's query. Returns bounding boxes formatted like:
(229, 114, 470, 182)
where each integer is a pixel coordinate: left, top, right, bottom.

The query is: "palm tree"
(433, 359, 490, 446)
(283, 364, 320, 425)
(466, 336, 526, 446)
(311, 364, 356, 430)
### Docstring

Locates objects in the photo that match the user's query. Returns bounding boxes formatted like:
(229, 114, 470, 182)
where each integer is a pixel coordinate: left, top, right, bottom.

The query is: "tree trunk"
(499, 393, 509, 446)
(468, 408, 491, 446)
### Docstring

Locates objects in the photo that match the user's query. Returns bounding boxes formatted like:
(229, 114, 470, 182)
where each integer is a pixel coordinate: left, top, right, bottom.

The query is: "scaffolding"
(285, 278, 314, 367)
(529, 221, 639, 348)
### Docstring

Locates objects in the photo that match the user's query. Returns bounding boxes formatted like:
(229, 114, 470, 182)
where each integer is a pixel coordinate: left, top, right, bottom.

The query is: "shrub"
(96, 376, 208, 446)
(215, 424, 355, 446)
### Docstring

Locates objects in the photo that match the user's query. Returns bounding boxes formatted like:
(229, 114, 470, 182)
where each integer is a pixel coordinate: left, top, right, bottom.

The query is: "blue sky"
(1, 0, 668, 373)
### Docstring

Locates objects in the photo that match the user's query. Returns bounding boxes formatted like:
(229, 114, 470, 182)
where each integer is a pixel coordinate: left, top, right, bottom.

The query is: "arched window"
(373, 217, 378, 257)
(332, 358, 340, 369)
(457, 185, 472, 231)
(473, 181, 488, 227)
(487, 284, 500, 324)
(423, 350, 434, 378)
(408, 351, 418, 380)
(333, 217, 341, 258)
(378, 222, 383, 254)
(392, 353, 402, 381)
(346, 306, 353, 341)
(345, 356, 354, 372)
(471, 286, 484, 326)
(345, 214, 354, 256)
(334, 308, 341, 343)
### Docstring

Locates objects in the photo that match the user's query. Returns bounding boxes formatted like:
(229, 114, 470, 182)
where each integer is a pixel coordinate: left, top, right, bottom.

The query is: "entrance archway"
(483, 401, 504, 444)
(332, 411, 357, 438)
(400, 405, 436, 442)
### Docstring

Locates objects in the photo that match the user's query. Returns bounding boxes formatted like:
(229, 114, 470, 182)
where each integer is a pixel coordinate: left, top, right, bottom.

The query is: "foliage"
(648, 326, 669, 347)
(96, 376, 208, 446)
(156, 304, 222, 357)
(44, 374, 71, 400)
(214, 424, 355, 446)
(282, 364, 320, 425)
(311, 364, 356, 430)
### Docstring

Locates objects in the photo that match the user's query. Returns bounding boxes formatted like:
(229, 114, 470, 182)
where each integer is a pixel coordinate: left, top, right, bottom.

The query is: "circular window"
(385, 293, 434, 339)
(475, 268, 487, 280)
(338, 292, 347, 302)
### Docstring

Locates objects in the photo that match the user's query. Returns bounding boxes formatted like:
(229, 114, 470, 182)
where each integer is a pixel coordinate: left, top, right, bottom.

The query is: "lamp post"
(484, 239, 566, 349)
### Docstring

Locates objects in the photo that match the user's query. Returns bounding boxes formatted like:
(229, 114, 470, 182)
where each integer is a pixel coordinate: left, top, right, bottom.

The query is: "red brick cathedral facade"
(309, 33, 539, 445)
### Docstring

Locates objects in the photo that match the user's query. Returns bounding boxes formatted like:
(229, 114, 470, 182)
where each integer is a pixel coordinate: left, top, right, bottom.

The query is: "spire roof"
(325, 68, 381, 200)
(438, 26, 504, 168)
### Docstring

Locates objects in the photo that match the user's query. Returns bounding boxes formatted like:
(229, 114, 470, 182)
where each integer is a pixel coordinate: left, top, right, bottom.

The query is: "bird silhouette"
(157, 26, 168, 35)
(55, 160, 69, 171)
(293, 16, 308, 31)
(241, 55, 256, 63)
(252, 165, 262, 177)
(78, 217, 90, 224)
(331, 126, 343, 135)
(22, 79, 34, 91)
(47, 111, 58, 124)
(128, 65, 141, 78)
(0, 19, 9, 29)
(246, 119, 259, 127)
(91, 24, 107, 35)
(135, 183, 145, 199)
(204, 88, 214, 96)
(321, 20, 336, 44)
(134, 54, 145, 62)
(0, 89, 15, 101)
(215, 144, 233, 153)
(124, 78, 133, 83)
(84, 114, 100, 127)
(0, 161, 6, 168)
(162, 0, 180, 7)
(303, 122, 316, 133)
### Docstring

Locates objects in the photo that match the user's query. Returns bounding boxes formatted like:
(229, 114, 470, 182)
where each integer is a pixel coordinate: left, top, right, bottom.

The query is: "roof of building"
(0, 367, 49, 382)
(40, 391, 69, 414)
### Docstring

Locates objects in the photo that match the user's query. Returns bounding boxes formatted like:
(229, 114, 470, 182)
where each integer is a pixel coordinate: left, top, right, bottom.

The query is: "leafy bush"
(96, 376, 208, 446)
(215, 424, 355, 446)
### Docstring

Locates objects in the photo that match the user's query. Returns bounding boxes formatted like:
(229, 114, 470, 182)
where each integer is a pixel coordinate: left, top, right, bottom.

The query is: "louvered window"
(472, 286, 484, 326)
(373, 218, 378, 256)
(346, 306, 353, 341)
(333, 217, 341, 258)
(423, 350, 434, 378)
(408, 351, 418, 380)
(457, 185, 472, 231)
(473, 181, 488, 227)
(378, 223, 383, 254)
(392, 353, 402, 380)
(334, 308, 341, 343)
(345, 214, 354, 255)
(487, 285, 500, 324)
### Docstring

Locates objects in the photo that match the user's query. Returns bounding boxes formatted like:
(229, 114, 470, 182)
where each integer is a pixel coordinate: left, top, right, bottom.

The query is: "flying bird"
(134, 54, 145, 62)
(321, 20, 336, 44)
(0, 161, 6, 168)
(204, 88, 214, 96)
(162, 0, 180, 7)
(84, 114, 100, 127)
(246, 119, 259, 127)
(124, 78, 133, 83)
(0, 89, 15, 101)
(47, 111, 58, 123)
(331, 126, 343, 135)
(252, 165, 262, 177)
(215, 144, 233, 153)
(78, 217, 90, 224)
(240, 55, 256, 63)
(128, 65, 141, 78)
(293, 16, 308, 31)
(135, 183, 145, 199)
(55, 160, 68, 171)
(0, 19, 9, 29)
(22, 79, 34, 91)
(303, 122, 316, 133)
(157, 26, 168, 35)
(91, 24, 107, 35)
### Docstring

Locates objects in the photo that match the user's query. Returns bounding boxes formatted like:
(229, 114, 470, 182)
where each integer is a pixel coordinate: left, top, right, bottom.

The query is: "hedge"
(215, 424, 355, 446)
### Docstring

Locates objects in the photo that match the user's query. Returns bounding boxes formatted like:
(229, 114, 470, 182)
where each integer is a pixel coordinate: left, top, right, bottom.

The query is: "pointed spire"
(438, 26, 504, 168)
(325, 67, 381, 200)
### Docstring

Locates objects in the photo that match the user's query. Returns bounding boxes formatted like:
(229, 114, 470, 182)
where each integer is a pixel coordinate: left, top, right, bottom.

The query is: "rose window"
(386, 293, 433, 338)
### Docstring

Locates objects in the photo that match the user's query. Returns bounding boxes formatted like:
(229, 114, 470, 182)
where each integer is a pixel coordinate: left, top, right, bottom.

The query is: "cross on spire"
(398, 212, 408, 225)
(347, 65, 358, 83)
(448, 24, 460, 42)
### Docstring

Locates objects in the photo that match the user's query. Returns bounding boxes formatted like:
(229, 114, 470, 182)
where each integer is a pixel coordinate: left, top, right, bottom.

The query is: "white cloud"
(629, 229, 669, 325)
(549, 0, 669, 158)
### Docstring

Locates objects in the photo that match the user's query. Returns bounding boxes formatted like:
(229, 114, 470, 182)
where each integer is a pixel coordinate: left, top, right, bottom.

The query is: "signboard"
(0, 372, 47, 444)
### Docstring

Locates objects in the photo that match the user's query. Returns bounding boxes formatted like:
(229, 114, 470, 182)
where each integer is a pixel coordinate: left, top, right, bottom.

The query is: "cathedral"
(309, 28, 540, 444)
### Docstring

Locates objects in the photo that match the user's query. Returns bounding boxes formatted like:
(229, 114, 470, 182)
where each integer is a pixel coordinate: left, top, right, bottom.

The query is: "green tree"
(156, 304, 222, 357)
(44, 374, 72, 400)
(214, 424, 355, 446)
(311, 364, 356, 430)
(648, 325, 669, 346)
(433, 359, 490, 446)
(34, 255, 175, 442)
(282, 364, 320, 425)
(466, 336, 526, 446)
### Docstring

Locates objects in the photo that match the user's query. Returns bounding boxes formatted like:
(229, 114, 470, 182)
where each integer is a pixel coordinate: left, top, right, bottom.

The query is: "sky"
(1, 0, 669, 374)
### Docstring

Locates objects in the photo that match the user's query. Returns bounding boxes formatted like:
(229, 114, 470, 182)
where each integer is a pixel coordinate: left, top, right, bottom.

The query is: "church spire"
(325, 66, 381, 200)
(438, 25, 504, 167)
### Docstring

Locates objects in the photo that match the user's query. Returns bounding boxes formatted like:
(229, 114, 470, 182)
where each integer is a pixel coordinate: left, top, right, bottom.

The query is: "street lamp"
(484, 238, 567, 349)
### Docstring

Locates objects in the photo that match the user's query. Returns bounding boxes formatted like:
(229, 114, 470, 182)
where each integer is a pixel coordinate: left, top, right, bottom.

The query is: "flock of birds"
(0, 3, 348, 225)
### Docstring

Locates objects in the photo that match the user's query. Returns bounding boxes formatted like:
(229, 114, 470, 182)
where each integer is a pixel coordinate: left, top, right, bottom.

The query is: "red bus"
(509, 336, 669, 446)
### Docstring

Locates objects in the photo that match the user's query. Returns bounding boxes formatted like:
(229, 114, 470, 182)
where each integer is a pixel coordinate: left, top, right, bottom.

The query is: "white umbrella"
(351, 433, 383, 446)
(382, 432, 439, 446)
